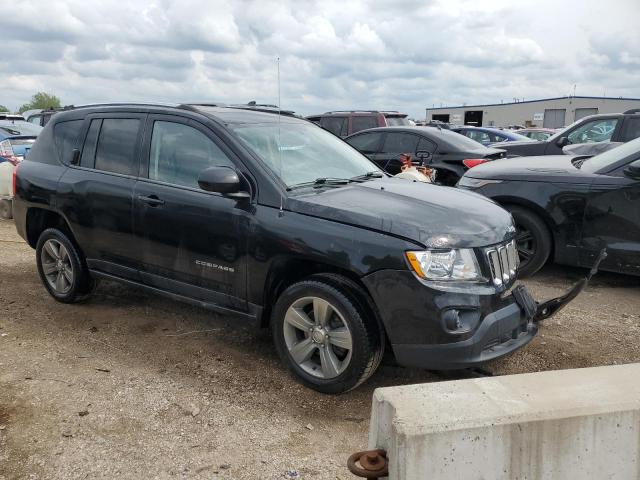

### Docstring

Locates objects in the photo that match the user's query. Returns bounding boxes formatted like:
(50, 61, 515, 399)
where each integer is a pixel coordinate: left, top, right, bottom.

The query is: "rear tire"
(0, 199, 12, 219)
(271, 278, 383, 394)
(506, 206, 552, 277)
(36, 228, 94, 303)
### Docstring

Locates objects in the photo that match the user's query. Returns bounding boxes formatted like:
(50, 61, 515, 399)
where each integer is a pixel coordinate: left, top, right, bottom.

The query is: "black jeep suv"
(13, 103, 579, 393)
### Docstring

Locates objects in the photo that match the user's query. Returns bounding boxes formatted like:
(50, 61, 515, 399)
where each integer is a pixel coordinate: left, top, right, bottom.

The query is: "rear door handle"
(137, 194, 165, 206)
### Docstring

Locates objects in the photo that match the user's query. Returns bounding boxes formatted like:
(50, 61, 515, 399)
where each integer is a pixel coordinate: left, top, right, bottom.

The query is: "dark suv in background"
(496, 109, 640, 157)
(13, 103, 580, 393)
(306, 110, 410, 137)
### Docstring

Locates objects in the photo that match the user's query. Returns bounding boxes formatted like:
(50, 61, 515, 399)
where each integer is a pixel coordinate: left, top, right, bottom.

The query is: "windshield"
(0, 120, 43, 137)
(385, 116, 410, 126)
(231, 122, 382, 187)
(581, 136, 640, 173)
(546, 116, 618, 143)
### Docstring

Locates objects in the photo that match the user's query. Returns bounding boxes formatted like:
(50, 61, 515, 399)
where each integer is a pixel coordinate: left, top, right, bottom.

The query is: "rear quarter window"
(53, 120, 83, 164)
(352, 116, 378, 133)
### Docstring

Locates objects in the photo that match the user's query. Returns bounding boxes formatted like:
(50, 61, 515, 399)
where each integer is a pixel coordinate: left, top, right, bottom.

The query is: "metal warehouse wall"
(425, 96, 640, 128)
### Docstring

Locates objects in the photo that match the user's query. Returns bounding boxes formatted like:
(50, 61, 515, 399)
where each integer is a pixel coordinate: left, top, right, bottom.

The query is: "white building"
(425, 96, 640, 128)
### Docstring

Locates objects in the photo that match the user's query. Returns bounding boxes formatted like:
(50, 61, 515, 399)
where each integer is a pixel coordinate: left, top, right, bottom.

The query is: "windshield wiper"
(287, 177, 351, 190)
(349, 171, 384, 182)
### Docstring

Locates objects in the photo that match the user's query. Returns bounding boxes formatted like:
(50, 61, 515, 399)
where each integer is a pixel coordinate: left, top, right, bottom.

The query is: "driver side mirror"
(415, 150, 432, 164)
(556, 136, 571, 148)
(623, 159, 640, 180)
(197, 166, 250, 199)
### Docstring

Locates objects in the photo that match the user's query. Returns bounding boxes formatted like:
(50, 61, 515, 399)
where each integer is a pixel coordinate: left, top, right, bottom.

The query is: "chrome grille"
(486, 240, 519, 286)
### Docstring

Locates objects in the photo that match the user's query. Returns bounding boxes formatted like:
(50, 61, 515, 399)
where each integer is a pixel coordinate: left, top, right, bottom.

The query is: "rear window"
(53, 120, 83, 164)
(352, 116, 378, 133)
(385, 116, 410, 127)
(320, 116, 348, 137)
(94, 118, 140, 175)
(0, 121, 42, 137)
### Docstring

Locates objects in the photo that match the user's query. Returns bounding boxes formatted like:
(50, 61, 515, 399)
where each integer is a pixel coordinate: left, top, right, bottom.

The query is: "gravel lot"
(1, 217, 639, 479)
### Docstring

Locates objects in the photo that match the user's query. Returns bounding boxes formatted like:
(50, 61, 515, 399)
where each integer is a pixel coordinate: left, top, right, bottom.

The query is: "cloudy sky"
(2, 0, 639, 118)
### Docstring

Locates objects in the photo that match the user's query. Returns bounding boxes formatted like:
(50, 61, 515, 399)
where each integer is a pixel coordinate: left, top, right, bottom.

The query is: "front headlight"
(405, 249, 482, 281)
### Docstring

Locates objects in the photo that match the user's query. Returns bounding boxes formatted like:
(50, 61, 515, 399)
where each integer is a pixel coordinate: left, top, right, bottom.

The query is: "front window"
(149, 121, 235, 189)
(231, 122, 380, 187)
(567, 118, 618, 144)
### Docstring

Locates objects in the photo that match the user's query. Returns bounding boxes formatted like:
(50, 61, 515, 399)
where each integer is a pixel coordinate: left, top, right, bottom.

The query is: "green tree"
(0, 105, 8, 112)
(18, 92, 62, 113)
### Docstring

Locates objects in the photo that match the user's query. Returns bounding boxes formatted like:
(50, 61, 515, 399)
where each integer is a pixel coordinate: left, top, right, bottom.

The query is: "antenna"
(277, 56, 282, 172)
(277, 56, 285, 217)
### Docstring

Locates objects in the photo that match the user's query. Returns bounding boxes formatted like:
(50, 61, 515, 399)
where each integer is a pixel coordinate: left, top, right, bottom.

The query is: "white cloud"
(0, 0, 638, 117)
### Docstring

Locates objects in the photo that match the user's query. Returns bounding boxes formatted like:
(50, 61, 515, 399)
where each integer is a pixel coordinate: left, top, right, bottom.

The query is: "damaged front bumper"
(367, 250, 607, 371)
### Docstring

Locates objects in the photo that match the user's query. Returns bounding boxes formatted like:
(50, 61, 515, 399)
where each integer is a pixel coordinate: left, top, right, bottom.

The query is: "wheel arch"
(260, 257, 379, 331)
(492, 196, 557, 258)
(25, 207, 79, 250)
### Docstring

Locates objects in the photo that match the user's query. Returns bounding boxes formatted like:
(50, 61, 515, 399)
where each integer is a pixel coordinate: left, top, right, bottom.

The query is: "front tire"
(36, 228, 94, 303)
(271, 279, 383, 394)
(506, 206, 552, 277)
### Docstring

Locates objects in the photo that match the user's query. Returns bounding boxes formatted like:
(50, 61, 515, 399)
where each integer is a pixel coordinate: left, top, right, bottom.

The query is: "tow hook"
(347, 449, 389, 478)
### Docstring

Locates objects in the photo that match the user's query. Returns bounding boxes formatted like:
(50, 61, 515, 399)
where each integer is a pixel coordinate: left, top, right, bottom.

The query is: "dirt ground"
(1, 218, 639, 480)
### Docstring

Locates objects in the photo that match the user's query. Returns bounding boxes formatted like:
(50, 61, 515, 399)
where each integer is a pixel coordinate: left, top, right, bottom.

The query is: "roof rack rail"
(183, 102, 298, 117)
(71, 102, 181, 109)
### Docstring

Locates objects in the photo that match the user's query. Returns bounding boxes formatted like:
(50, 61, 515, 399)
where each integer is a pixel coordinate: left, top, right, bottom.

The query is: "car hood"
(286, 177, 514, 248)
(464, 155, 588, 182)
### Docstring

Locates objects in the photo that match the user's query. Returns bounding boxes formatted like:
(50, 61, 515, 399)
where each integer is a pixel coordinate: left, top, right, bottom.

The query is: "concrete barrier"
(369, 364, 640, 479)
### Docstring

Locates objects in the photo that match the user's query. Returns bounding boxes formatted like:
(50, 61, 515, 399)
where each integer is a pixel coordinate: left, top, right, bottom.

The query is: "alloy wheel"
(515, 223, 536, 268)
(283, 296, 353, 379)
(40, 239, 74, 294)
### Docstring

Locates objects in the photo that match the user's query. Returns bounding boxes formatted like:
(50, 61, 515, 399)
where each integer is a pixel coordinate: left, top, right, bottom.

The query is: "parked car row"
(458, 137, 640, 277)
(309, 106, 640, 279)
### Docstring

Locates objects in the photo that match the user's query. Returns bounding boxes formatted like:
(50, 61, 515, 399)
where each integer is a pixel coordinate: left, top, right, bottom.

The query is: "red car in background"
(306, 110, 410, 137)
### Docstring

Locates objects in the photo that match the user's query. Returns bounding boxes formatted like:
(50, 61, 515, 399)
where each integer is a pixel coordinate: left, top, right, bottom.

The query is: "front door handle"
(137, 194, 165, 206)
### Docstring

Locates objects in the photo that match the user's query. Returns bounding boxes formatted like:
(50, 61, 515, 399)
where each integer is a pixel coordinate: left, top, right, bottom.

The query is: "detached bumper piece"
(394, 249, 607, 370)
(532, 248, 607, 322)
